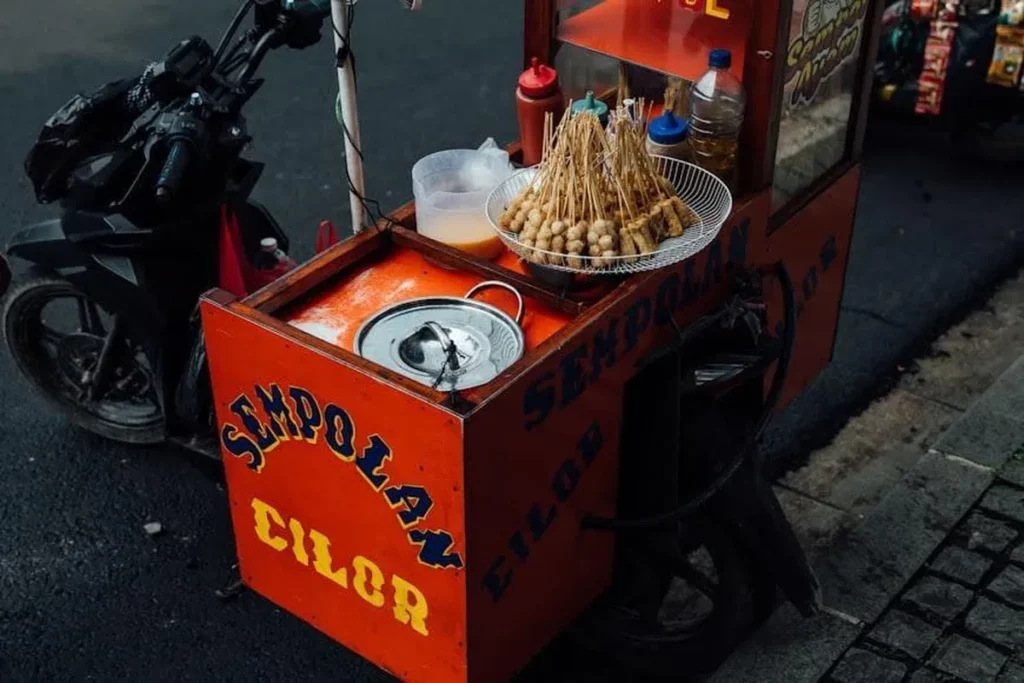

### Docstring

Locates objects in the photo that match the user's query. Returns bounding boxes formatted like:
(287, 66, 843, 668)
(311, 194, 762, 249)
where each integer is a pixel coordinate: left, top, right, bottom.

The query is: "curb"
(707, 357, 1024, 683)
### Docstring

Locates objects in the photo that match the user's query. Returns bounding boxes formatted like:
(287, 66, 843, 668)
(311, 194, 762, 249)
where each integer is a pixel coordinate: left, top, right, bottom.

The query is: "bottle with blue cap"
(688, 48, 746, 192)
(645, 109, 692, 163)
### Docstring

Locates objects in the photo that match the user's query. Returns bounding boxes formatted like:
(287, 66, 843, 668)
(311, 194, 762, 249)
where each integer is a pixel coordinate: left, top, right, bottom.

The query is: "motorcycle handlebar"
(155, 139, 192, 202)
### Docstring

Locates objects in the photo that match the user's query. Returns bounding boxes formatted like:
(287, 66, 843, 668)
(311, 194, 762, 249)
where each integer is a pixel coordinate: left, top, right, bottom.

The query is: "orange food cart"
(199, 1, 885, 681)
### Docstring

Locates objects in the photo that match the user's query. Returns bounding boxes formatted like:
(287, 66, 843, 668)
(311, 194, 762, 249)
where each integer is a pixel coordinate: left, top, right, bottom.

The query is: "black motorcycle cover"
(24, 77, 138, 204)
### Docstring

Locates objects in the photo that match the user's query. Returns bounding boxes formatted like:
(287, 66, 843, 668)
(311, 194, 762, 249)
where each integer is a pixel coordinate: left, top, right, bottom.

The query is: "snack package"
(987, 25, 1024, 88)
(1000, 0, 1024, 26)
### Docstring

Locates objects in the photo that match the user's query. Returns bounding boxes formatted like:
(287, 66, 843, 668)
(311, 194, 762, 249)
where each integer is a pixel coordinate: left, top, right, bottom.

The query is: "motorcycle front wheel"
(1, 268, 166, 444)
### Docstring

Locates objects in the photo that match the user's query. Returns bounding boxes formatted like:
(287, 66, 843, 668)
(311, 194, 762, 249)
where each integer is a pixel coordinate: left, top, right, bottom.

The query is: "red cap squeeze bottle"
(516, 57, 566, 167)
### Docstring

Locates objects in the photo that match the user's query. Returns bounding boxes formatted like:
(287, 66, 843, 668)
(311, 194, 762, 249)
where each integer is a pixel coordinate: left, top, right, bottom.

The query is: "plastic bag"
(24, 76, 137, 204)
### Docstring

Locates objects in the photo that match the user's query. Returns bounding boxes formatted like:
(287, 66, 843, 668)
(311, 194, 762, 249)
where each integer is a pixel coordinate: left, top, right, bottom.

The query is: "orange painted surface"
(557, 0, 749, 82)
(462, 193, 770, 682)
(284, 247, 572, 353)
(202, 299, 471, 683)
(198, 176, 867, 681)
(766, 165, 861, 407)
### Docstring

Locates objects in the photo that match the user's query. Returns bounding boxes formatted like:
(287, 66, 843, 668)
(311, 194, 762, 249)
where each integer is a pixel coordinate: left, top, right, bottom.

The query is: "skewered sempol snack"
(498, 99, 699, 269)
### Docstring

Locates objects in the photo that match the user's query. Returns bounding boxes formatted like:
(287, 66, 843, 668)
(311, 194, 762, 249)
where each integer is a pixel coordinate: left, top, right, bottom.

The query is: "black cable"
(756, 261, 795, 440)
(218, 45, 252, 77)
(219, 28, 255, 73)
(328, 1, 400, 233)
(581, 261, 797, 533)
(213, 0, 256, 67)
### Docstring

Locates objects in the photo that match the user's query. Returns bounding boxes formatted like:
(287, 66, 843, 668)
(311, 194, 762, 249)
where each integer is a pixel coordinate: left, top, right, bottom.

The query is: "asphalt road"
(3, 0, 1024, 681)
(0, 1, 522, 680)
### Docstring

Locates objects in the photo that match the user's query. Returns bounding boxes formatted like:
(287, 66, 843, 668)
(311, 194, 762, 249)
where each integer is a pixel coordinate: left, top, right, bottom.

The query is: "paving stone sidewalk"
(709, 275, 1024, 683)
(826, 476, 1024, 683)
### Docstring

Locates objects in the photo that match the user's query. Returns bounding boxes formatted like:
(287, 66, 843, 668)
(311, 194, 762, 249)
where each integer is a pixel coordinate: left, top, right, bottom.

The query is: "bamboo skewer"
(502, 99, 699, 270)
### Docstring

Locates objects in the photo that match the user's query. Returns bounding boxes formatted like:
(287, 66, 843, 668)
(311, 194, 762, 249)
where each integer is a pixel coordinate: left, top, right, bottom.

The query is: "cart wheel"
(569, 516, 773, 680)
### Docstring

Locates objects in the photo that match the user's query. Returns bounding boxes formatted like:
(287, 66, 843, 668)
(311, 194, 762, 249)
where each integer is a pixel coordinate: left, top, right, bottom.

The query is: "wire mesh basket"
(485, 156, 733, 276)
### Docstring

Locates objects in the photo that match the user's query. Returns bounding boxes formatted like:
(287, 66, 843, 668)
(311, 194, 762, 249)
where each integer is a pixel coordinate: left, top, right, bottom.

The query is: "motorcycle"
(1, 0, 334, 450)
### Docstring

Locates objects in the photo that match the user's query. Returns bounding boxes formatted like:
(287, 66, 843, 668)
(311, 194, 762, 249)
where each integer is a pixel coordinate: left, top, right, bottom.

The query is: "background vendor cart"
(197, 1, 887, 682)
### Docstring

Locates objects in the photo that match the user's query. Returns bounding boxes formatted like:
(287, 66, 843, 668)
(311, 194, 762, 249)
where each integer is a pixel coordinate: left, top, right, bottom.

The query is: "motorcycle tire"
(1, 268, 166, 445)
(568, 516, 774, 680)
(175, 325, 214, 434)
(0, 253, 10, 298)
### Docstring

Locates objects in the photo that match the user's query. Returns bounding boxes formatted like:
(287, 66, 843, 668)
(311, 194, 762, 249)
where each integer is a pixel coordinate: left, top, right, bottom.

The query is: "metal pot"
(355, 281, 525, 391)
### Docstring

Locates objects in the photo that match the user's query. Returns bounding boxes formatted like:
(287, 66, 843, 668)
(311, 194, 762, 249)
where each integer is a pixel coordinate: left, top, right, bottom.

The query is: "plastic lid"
(571, 91, 609, 123)
(260, 237, 279, 252)
(518, 57, 559, 98)
(709, 48, 732, 69)
(648, 111, 689, 145)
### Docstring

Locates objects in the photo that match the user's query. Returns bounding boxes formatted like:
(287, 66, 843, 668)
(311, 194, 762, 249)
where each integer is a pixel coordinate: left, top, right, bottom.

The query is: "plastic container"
(517, 57, 565, 167)
(571, 91, 609, 125)
(688, 48, 746, 193)
(646, 110, 692, 162)
(412, 141, 514, 260)
(250, 237, 298, 290)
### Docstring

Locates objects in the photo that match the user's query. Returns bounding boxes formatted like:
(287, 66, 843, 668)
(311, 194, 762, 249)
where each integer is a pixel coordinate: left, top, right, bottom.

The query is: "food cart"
(198, 1, 885, 681)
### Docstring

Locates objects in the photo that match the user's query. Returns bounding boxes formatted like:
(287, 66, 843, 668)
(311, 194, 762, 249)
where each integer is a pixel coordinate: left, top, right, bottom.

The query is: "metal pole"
(331, 0, 367, 233)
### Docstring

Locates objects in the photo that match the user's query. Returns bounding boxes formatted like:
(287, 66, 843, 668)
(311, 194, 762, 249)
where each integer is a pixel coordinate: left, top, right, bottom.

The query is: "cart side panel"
(462, 192, 769, 683)
(201, 299, 469, 683)
(767, 163, 862, 407)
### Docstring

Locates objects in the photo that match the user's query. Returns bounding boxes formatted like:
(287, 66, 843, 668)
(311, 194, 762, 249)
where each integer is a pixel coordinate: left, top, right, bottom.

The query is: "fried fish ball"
(514, 209, 527, 224)
(566, 239, 585, 254)
(502, 196, 523, 219)
(567, 254, 583, 269)
(574, 220, 589, 236)
(536, 238, 551, 252)
(601, 249, 619, 259)
(586, 229, 601, 246)
(537, 226, 553, 241)
(521, 224, 539, 240)
(588, 244, 604, 268)
(527, 208, 544, 224)
(566, 224, 584, 242)
(598, 234, 615, 251)
(550, 220, 566, 236)
(552, 235, 566, 253)
(510, 217, 526, 233)
(521, 200, 535, 213)
(542, 201, 554, 214)
(520, 237, 535, 249)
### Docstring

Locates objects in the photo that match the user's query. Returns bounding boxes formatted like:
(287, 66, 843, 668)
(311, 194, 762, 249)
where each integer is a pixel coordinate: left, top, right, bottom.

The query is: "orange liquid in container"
(447, 235, 505, 260)
(422, 212, 506, 261)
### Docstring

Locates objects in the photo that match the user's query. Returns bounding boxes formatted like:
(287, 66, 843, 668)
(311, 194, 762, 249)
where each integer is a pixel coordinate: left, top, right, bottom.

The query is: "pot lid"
(355, 282, 525, 392)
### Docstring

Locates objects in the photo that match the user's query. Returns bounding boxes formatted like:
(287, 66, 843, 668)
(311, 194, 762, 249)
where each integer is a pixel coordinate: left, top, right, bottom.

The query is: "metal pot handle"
(414, 322, 460, 371)
(465, 281, 525, 325)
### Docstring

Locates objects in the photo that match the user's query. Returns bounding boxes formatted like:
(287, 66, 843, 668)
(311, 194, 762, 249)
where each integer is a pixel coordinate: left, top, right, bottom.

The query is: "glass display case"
(528, 0, 882, 220)
(772, 0, 873, 209)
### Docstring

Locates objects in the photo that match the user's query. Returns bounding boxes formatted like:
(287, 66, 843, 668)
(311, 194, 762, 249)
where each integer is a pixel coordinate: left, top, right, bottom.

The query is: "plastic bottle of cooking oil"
(688, 48, 745, 193)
